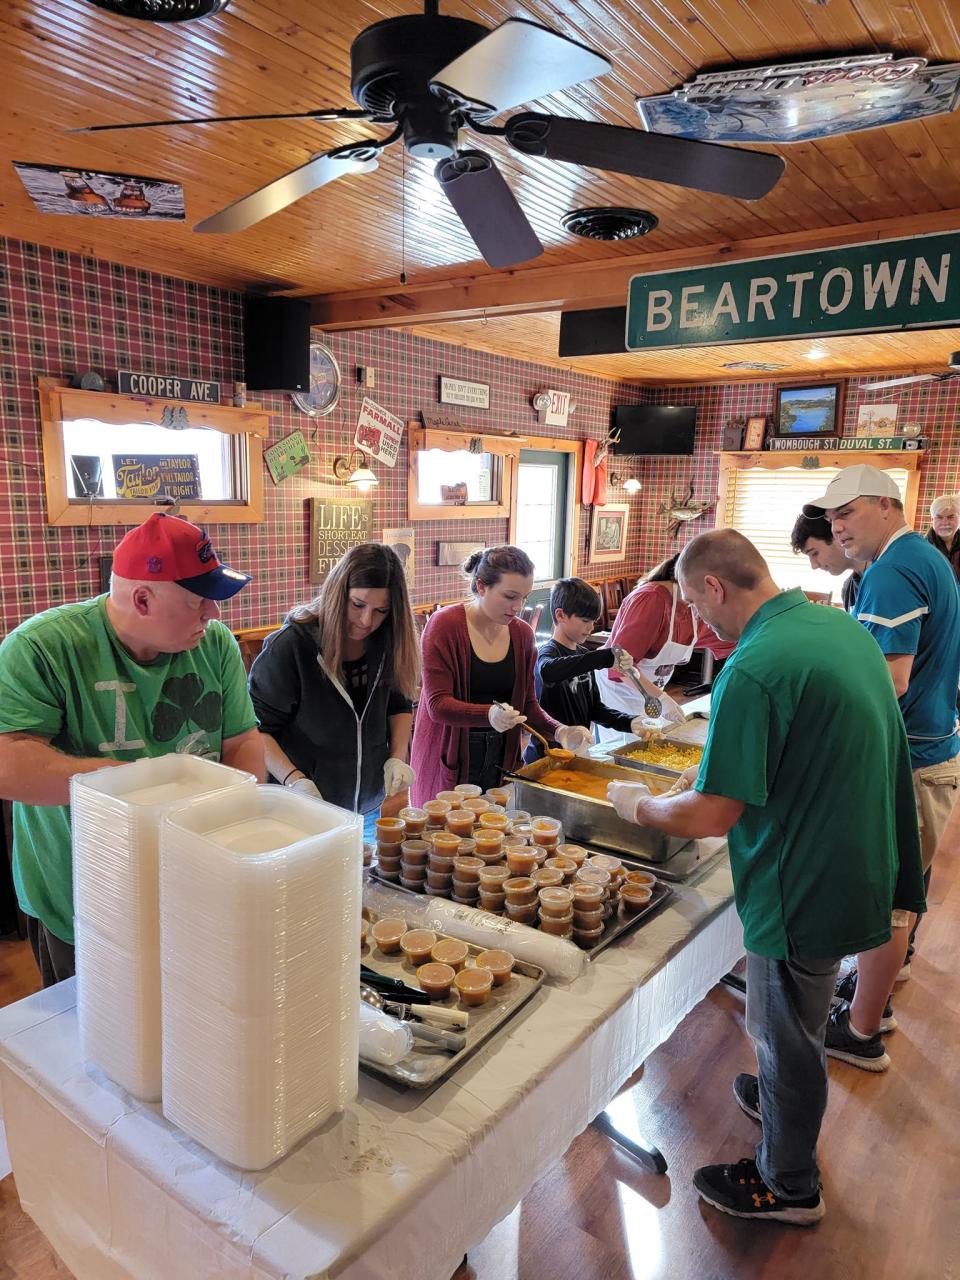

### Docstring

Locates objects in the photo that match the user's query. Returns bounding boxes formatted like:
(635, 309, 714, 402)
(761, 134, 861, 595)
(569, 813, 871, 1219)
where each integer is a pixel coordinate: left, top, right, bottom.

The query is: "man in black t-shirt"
(790, 512, 867, 612)
(524, 578, 650, 762)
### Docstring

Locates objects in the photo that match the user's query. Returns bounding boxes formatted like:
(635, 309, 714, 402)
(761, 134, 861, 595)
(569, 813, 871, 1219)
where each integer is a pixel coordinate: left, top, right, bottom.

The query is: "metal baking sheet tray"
(368, 860, 673, 961)
(360, 917, 545, 1090)
(607, 734, 705, 779)
(504, 756, 692, 862)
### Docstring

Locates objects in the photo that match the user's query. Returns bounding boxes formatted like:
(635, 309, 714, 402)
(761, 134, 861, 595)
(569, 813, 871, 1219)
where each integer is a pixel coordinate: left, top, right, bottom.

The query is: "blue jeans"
(745, 950, 843, 1200)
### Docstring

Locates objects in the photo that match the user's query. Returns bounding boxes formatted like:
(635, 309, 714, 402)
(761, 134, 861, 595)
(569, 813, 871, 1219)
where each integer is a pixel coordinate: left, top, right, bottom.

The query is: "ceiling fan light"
(85, 0, 229, 21)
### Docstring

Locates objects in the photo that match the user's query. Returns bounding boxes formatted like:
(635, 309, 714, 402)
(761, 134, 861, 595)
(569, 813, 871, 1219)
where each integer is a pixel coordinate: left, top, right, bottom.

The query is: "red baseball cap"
(112, 513, 252, 600)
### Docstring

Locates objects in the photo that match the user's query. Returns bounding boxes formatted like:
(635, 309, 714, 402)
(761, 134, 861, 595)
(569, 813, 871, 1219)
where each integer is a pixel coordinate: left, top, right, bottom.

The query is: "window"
(407, 424, 514, 521)
(720, 460, 912, 595)
(415, 446, 497, 506)
(515, 450, 569, 582)
(63, 418, 237, 501)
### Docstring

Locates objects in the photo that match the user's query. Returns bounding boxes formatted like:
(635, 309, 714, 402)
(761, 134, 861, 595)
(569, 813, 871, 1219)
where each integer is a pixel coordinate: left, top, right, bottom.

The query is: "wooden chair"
(802, 590, 833, 606)
(233, 624, 280, 673)
(584, 580, 607, 628)
(520, 602, 543, 633)
(602, 578, 624, 626)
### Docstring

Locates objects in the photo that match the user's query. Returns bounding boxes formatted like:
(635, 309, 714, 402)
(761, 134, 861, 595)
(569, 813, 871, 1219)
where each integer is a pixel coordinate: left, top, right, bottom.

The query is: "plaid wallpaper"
(1, 233, 958, 638)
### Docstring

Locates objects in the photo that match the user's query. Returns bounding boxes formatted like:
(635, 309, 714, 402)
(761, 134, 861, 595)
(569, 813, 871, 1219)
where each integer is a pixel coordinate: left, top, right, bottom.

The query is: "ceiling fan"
(862, 352, 960, 392)
(72, 0, 785, 269)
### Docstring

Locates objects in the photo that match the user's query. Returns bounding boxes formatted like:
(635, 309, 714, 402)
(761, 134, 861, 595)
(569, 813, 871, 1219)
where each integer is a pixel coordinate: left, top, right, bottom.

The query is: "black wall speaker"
(242, 296, 311, 392)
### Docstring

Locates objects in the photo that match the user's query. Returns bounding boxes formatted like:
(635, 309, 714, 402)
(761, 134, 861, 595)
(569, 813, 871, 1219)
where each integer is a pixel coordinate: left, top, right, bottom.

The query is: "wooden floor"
(2, 848, 958, 1280)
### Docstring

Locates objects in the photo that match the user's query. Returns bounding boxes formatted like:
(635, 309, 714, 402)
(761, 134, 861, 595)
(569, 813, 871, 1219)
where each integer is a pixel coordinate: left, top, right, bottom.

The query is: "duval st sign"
(625, 231, 960, 350)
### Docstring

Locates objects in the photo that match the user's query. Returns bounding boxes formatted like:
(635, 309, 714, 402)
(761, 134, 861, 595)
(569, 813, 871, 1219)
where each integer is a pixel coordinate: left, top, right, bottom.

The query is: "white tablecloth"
(0, 847, 742, 1280)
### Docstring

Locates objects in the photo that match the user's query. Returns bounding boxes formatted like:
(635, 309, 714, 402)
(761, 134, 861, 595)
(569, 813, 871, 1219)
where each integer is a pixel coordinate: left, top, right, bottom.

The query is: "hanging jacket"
(249, 620, 409, 815)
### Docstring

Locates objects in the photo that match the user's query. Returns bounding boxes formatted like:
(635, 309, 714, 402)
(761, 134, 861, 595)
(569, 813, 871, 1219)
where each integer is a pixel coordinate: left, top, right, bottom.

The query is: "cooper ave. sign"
(626, 231, 960, 350)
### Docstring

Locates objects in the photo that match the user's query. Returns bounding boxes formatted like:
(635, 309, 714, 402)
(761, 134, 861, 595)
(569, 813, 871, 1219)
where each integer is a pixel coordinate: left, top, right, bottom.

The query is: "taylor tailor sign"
(625, 231, 960, 351)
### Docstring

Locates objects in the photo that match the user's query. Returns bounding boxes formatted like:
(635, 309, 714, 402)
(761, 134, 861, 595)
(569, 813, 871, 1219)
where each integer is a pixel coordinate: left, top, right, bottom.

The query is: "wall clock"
(291, 341, 341, 417)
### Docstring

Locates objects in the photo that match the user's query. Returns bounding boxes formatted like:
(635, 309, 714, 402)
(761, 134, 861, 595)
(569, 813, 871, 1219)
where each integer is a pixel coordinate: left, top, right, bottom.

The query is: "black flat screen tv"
(612, 404, 697, 455)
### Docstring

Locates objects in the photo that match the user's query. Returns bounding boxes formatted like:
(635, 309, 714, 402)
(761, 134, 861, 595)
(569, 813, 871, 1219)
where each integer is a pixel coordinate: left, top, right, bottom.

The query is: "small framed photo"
(742, 415, 768, 450)
(589, 503, 630, 562)
(773, 383, 843, 438)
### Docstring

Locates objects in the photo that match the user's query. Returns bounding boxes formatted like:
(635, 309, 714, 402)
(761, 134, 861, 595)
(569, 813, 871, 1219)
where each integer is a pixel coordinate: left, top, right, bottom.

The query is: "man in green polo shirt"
(607, 529, 924, 1225)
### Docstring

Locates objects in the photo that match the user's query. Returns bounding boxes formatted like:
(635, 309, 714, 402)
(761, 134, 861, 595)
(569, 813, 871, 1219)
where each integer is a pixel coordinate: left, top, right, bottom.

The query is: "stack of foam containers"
(159, 784, 362, 1169)
(71, 755, 257, 1101)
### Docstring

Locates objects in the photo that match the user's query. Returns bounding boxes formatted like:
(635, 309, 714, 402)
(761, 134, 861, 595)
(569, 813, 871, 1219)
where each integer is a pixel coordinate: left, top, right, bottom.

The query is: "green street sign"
(626, 231, 960, 350)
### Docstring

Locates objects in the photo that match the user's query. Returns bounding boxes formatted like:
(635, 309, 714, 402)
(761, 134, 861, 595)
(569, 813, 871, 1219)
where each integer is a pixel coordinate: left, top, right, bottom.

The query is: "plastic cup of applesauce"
(445, 808, 475, 837)
(478, 890, 506, 912)
(436, 790, 463, 805)
(505, 900, 538, 924)
(555, 843, 587, 867)
(431, 831, 461, 858)
(400, 929, 437, 965)
(531, 866, 564, 889)
(431, 937, 469, 971)
(506, 847, 538, 875)
(504, 876, 537, 905)
(574, 907, 604, 930)
(576, 865, 611, 891)
(475, 830, 504, 858)
(457, 837, 477, 856)
(588, 852, 624, 884)
(375, 848, 401, 869)
(399, 860, 427, 882)
(572, 881, 604, 908)
(478, 810, 509, 831)
(375, 816, 406, 845)
(539, 909, 574, 936)
(452, 854, 483, 882)
(455, 967, 494, 1006)
(476, 949, 515, 985)
(574, 924, 604, 949)
(454, 783, 483, 799)
(538, 886, 574, 918)
(623, 870, 657, 890)
(620, 884, 654, 913)
(398, 806, 428, 835)
(479, 865, 511, 889)
(461, 796, 491, 816)
(544, 854, 577, 883)
(506, 810, 532, 825)
(531, 816, 562, 846)
(428, 854, 455, 876)
(451, 877, 480, 899)
(423, 799, 453, 826)
(417, 961, 456, 999)
(426, 869, 453, 892)
(371, 918, 406, 953)
(400, 839, 430, 865)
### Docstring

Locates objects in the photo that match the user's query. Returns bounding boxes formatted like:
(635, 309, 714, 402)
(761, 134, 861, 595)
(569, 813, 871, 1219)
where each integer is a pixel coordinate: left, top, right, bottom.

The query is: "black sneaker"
(733, 1072, 761, 1122)
(825, 1003, 890, 1072)
(833, 970, 897, 1033)
(693, 1158, 824, 1225)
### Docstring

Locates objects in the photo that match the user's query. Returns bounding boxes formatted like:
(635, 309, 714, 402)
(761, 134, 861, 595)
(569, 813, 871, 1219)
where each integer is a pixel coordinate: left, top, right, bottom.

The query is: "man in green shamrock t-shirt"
(0, 513, 265, 986)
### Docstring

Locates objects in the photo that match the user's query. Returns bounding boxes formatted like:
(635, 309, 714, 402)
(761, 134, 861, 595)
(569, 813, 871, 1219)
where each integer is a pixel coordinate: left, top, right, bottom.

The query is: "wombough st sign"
(625, 231, 960, 350)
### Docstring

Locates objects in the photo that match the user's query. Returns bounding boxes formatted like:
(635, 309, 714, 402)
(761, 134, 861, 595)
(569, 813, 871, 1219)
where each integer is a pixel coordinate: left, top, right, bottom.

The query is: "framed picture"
(742, 415, 767, 450)
(773, 383, 843, 437)
(381, 526, 415, 582)
(589, 503, 630, 562)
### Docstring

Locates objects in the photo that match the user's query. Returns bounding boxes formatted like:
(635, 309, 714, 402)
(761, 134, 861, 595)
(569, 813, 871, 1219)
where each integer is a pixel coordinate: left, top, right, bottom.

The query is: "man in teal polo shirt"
(607, 529, 924, 1225)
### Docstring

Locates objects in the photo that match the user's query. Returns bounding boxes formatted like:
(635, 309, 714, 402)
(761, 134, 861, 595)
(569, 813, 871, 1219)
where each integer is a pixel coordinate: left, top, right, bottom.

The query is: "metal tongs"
(612, 646, 663, 719)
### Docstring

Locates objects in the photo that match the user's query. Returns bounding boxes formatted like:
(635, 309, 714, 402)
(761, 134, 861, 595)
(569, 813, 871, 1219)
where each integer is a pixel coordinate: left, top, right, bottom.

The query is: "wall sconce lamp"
(332, 449, 379, 492)
(610, 472, 642, 495)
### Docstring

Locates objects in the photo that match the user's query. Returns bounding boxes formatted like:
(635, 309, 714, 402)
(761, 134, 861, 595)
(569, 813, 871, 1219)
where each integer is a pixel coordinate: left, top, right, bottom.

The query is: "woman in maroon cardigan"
(410, 546, 593, 804)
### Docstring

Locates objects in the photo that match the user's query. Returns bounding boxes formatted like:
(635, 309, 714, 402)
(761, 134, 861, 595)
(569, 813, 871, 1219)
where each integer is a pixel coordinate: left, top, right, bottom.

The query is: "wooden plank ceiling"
(2, 0, 960, 379)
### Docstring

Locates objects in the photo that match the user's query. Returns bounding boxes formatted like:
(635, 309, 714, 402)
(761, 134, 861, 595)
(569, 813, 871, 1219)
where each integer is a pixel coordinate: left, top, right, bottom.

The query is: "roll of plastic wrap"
(358, 1002, 414, 1067)
(160, 785, 362, 1170)
(71, 756, 257, 1101)
(362, 881, 586, 984)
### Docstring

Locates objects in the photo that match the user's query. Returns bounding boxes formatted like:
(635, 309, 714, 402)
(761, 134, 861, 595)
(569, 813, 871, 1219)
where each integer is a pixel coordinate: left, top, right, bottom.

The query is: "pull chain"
(399, 146, 407, 286)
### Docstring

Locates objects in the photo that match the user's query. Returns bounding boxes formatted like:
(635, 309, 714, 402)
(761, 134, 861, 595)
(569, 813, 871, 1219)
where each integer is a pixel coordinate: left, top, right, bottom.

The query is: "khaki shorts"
(913, 752, 960, 873)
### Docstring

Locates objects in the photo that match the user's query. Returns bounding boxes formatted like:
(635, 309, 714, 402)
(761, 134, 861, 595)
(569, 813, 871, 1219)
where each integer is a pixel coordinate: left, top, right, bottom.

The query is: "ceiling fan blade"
(431, 18, 609, 117)
(862, 374, 936, 391)
(435, 150, 542, 269)
(69, 108, 372, 135)
(195, 142, 381, 234)
(506, 113, 784, 200)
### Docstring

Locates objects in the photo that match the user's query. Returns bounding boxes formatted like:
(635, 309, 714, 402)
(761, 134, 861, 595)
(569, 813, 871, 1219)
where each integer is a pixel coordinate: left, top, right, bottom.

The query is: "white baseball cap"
(803, 464, 901, 517)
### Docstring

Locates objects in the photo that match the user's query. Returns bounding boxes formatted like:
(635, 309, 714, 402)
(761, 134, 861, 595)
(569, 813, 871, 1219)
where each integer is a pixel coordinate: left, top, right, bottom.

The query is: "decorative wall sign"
(626, 231, 960, 350)
(118, 370, 220, 404)
(381, 527, 415, 582)
(421, 407, 467, 431)
(636, 54, 960, 144)
(720, 419, 744, 451)
(14, 162, 185, 220)
(774, 384, 842, 438)
(439, 376, 490, 410)
(589, 503, 630, 562)
(742, 416, 768, 450)
(766, 435, 924, 452)
(856, 403, 898, 437)
(310, 497, 372, 581)
(264, 431, 310, 485)
(355, 397, 403, 467)
(438, 540, 487, 566)
(112, 454, 200, 500)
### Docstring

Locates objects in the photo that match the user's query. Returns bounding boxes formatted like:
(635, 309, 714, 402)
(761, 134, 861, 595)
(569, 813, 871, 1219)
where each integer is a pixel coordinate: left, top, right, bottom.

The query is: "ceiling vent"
(86, 0, 229, 21)
(561, 206, 658, 241)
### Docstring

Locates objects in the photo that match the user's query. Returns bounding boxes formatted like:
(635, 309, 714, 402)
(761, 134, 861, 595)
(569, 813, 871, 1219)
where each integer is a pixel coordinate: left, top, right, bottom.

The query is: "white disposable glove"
(555, 724, 594, 756)
(287, 776, 322, 799)
(629, 716, 663, 741)
(607, 780, 652, 825)
(383, 757, 416, 797)
(665, 764, 699, 797)
(488, 703, 527, 733)
(658, 690, 687, 726)
(611, 645, 635, 674)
